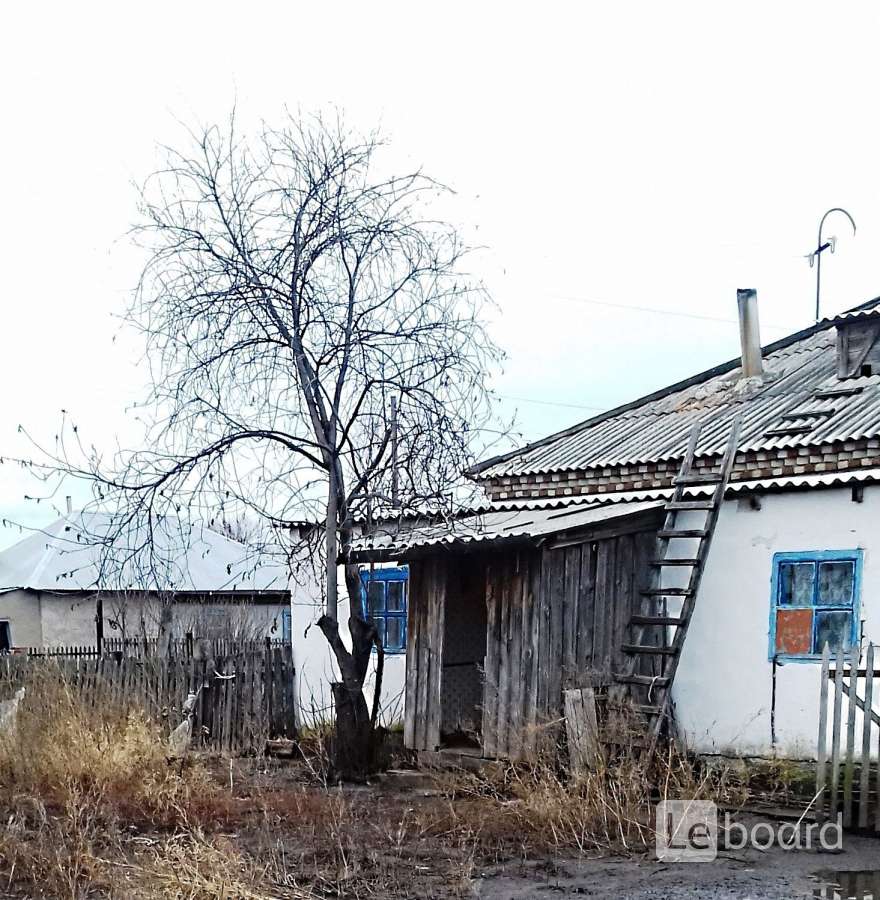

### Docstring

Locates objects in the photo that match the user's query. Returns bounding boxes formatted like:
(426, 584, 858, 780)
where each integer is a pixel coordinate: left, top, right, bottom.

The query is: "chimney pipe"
(65, 496, 72, 514)
(737, 288, 763, 379)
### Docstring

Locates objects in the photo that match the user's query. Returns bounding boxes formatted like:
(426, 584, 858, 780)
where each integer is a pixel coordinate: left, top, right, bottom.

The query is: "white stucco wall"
(0, 589, 43, 647)
(33, 591, 287, 648)
(290, 566, 407, 727)
(673, 484, 880, 759)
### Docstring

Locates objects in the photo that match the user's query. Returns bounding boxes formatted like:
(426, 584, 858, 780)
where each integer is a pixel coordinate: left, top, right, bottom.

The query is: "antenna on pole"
(805, 207, 856, 323)
(390, 396, 400, 509)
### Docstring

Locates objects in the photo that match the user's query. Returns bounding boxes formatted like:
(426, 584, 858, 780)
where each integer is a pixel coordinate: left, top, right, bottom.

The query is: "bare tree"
(22, 113, 503, 775)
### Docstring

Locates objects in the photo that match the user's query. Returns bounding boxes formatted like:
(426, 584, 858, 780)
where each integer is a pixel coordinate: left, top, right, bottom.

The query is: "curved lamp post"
(807, 207, 856, 322)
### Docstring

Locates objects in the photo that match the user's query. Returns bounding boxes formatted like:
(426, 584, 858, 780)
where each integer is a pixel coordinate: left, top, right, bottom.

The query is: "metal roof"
(0, 512, 290, 594)
(474, 298, 880, 479)
(348, 498, 665, 559)
(348, 467, 880, 560)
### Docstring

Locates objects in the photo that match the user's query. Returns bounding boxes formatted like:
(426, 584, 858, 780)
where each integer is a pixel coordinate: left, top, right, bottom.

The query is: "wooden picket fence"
(1, 646, 296, 754)
(816, 643, 880, 832)
(25, 637, 288, 660)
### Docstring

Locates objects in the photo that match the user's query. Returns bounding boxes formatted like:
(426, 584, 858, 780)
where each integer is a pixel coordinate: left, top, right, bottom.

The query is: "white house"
(0, 511, 291, 650)
(347, 293, 880, 761)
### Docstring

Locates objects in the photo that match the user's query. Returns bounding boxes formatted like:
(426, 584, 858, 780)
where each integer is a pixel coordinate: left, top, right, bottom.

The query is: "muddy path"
(473, 832, 880, 899)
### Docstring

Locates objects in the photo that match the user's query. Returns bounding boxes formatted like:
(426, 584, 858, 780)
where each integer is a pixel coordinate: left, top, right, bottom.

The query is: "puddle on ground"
(812, 870, 880, 899)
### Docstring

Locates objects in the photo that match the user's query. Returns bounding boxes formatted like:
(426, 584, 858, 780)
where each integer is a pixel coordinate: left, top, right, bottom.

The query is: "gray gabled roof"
(0, 511, 290, 594)
(472, 297, 880, 480)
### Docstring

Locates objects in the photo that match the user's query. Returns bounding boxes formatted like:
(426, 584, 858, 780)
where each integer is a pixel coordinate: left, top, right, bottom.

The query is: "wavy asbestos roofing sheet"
(475, 301, 880, 479)
(349, 498, 665, 557)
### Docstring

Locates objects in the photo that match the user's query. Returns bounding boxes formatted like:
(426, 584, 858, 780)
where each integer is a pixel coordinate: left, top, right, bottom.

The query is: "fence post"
(843, 644, 860, 828)
(816, 642, 830, 823)
(830, 645, 845, 822)
(858, 643, 874, 830)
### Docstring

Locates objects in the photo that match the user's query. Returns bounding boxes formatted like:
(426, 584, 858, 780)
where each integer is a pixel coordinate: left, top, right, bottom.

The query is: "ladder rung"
(650, 558, 700, 567)
(630, 615, 686, 626)
(633, 704, 664, 716)
(658, 529, 707, 539)
(665, 500, 715, 511)
(672, 473, 723, 486)
(622, 643, 677, 656)
(641, 587, 694, 597)
(614, 674, 670, 687)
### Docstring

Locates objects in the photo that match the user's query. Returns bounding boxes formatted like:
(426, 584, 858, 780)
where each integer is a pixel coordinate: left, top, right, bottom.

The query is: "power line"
(545, 293, 798, 332)
(498, 393, 606, 412)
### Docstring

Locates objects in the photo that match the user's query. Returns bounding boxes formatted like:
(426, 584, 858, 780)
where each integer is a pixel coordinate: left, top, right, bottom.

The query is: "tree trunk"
(325, 485, 338, 618)
(320, 479, 384, 777)
(317, 611, 378, 779)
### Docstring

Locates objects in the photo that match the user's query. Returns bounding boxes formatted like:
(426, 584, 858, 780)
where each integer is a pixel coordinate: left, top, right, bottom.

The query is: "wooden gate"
(816, 643, 880, 831)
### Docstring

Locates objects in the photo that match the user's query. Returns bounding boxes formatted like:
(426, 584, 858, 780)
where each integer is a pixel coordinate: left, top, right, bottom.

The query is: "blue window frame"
(769, 550, 862, 661)
(359, 566, 408, 653)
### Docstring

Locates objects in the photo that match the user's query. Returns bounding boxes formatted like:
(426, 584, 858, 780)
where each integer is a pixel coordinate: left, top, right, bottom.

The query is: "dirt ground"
(4, 748, 878, 898)
(473, 832, 880, 899)
(231, 764, 880, 900)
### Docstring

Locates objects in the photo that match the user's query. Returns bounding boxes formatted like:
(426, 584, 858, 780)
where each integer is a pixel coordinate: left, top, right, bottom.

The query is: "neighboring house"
(349, 294, 880, 761)
(0, 511, 290, 650)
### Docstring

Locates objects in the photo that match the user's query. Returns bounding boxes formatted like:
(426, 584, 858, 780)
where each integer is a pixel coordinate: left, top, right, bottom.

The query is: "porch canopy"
(347, 497, 666, 563)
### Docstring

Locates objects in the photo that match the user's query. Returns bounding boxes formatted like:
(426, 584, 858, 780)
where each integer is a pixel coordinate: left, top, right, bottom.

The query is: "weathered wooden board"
(564, 686, 600, 774)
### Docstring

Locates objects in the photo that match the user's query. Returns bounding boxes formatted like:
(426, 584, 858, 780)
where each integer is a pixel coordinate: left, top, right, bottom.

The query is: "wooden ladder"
(611, 413, 742, 752)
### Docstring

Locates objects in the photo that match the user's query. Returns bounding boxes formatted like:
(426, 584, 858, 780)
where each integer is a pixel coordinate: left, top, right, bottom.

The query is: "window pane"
(778, 562, 815, 606)
(817, 561, 855, 607)
(387, 581, 406, 612)
(814, 610, 853, 654)
(775, 608, 813, 656)
(385, 616, 403, 651)
(375, 617, 386, 648)
(367, 581, 385, 616)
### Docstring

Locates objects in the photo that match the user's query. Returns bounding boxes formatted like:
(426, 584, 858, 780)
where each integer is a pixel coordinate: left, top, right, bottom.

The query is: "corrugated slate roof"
(349, 498, 665, 558)
(474, 300, 880, 479)
(0, 512, 290, 593)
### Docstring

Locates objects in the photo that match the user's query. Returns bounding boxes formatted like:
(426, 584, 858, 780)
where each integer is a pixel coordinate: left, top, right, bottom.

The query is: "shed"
(350, 498, 665, 759)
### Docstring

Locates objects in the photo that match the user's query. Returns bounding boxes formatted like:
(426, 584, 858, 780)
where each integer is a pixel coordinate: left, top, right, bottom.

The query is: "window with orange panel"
(770, 550, 862, 661)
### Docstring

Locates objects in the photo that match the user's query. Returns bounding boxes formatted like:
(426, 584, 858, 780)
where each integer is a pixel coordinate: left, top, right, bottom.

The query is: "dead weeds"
(0, 669, 758, 899)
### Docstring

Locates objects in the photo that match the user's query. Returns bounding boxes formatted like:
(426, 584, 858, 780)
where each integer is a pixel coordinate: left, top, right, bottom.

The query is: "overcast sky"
(2, 1, 880, 549)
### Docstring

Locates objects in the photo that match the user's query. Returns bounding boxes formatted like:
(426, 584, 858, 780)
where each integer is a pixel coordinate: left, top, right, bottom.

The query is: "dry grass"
(0, 669, 756, 899)
(0, 667, 223, 828)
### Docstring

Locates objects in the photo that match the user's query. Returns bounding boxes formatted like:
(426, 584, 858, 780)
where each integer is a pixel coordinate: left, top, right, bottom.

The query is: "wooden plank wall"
(482, 527, 657, 760)
(403, 555, 446, 751)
